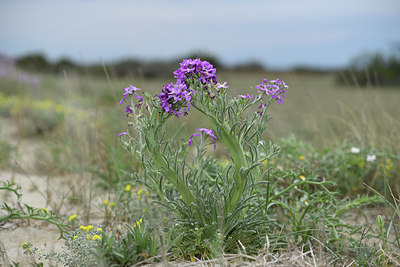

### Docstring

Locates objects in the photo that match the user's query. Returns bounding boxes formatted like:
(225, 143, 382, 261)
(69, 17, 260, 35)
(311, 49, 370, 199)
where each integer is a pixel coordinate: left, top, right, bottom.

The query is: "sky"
(0, 0, 399, 69)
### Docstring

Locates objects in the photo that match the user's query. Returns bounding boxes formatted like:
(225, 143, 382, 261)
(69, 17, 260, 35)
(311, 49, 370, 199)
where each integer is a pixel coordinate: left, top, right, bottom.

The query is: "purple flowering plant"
(118, 58, 288, 256)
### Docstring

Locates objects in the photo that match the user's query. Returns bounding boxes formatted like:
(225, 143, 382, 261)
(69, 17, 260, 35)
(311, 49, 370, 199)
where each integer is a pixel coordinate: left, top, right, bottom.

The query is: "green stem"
(271, 181, 305, 201)
(207, 116, 248, 216)
(148, 130, 196, 207)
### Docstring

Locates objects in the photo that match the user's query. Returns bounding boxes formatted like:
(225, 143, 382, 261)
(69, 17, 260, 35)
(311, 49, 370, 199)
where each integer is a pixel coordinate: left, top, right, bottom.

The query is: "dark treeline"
(336, 49, 400, 87)
(14, 53, 274, 79)
(11, 50, 400, 86)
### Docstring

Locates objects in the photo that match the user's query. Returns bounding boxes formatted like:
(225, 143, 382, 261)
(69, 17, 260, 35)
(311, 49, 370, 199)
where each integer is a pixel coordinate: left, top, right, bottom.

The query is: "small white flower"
(351, 147, 360, 154)
(366, 154, 376, 162)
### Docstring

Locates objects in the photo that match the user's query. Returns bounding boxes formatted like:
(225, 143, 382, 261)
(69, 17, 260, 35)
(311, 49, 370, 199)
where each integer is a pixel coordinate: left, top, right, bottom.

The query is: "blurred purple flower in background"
(0, 54, 41, 87)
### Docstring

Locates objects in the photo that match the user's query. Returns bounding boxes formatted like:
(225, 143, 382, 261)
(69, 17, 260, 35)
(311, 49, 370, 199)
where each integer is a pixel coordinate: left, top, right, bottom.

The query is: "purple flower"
(255, 78, 288, 104)
(238, 93, 254, 99)
(135, 94, 144, 108)
(117, 132, 128, 136)
(120, 85, 141, 105)
(216, 82, 228, 89)
(173, 58, 217, 87)
(157, 82, 192, 117)
(188, 133, 201, 146)
(125, 105, 133, 115)
(188, 128, 217, 149)
(258, 102, 267, 109)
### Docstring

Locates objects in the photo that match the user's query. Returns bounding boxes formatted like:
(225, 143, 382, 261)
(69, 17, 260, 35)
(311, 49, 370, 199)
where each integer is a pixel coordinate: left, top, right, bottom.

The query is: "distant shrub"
(16, 53, 50, 73)
(337, 50, 400, 87)
(54, 58, 78, 74)
(231, 61, 266, 72)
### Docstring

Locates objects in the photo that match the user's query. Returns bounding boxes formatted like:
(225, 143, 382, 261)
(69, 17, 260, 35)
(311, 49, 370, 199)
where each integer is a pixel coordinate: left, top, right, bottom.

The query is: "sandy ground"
(0, 118, 70, 265)
(0, 171, 68, 265)
(0, 117, 109, 265)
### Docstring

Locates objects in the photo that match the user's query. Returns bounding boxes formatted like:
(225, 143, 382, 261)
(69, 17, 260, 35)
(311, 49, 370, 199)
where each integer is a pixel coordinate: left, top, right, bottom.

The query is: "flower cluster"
(188, 128, 217, 149)
(74, 225, 103, 241)
(156, 82, 192, 117)
(80, 225, 94, 232)
(173, 58, 217, 86)
(256, 78, 288, 104)
(156, 59, 219, 117)
(119, 84, 144, 115)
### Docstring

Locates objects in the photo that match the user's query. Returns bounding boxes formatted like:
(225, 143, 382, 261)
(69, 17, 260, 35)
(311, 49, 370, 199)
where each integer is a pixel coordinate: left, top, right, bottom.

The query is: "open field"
(0, 66, 399, 266)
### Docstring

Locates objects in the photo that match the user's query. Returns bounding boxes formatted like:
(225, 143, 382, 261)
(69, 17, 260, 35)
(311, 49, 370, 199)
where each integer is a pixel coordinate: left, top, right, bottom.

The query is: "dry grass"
(215, 72, 400, 151)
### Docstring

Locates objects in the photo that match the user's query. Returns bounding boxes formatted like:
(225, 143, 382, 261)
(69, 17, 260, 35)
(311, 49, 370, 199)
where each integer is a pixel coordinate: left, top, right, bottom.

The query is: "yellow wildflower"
(179, 195, 183, 199)
(304, 200, 309, 206)
(22, 242, 28, 249)
(73, 235, 78, 239)
(125, 184, 132, 192)
(146, 191, 149, 196)
(80, 225, 93, 232)
(109, 202, 115, 207)
(41, 208, 49, 213)
(92, 235, 102, 241)
(299, 175, 306, 181)
(103, 200, 109, 206)
(68, 214, 77, 222)
(299, 155, 305, 160)
(381, 159, 393, 171)
(96, 227, 102, 232)
(86, 234, 90, 240)
(136, 218, 143, 229)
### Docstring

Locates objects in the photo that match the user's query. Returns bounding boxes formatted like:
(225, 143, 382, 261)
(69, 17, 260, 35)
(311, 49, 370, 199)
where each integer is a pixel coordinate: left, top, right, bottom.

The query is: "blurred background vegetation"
(10, 48, 400, 87)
